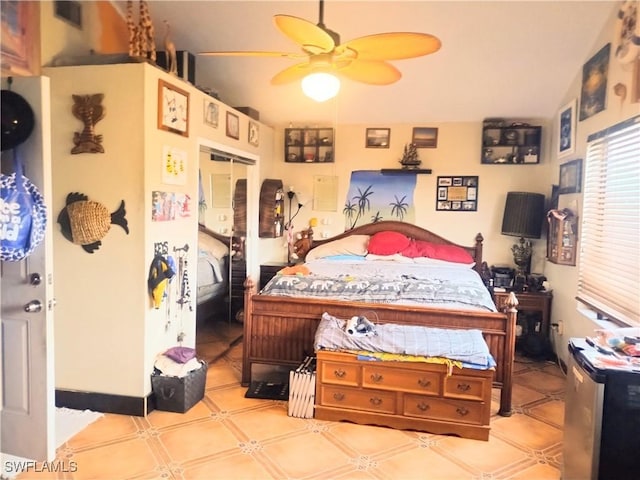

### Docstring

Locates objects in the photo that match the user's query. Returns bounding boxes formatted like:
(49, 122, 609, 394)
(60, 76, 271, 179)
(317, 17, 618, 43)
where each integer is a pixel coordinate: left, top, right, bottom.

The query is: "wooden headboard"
(296, 220, 485, 275)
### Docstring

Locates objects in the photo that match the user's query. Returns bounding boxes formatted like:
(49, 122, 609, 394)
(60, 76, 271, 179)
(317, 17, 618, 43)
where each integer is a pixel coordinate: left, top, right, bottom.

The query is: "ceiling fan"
(199, 0, 441, 100)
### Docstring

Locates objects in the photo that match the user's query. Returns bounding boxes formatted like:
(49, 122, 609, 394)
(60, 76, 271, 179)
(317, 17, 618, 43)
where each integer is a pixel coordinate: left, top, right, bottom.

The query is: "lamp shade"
(501, 192, 545, 239)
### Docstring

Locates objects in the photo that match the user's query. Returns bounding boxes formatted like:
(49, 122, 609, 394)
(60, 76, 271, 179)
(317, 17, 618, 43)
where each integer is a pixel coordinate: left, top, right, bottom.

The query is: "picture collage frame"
(436, 176, 479, 211)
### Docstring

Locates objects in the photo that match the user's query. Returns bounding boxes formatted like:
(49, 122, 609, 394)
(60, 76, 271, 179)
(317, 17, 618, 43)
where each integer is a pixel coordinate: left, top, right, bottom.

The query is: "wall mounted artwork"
(579, 43, 610, 121)
(158, 79, 189, 136)
(161, 145, 187, 185)
(71, 94, 105, 154)
(152, 191, 192, 221)
(344, 170, 416, 229)
(436, 176, 478, 211)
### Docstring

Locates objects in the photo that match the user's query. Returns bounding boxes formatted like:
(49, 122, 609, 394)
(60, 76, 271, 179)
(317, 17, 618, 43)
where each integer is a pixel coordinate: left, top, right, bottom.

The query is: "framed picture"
(435, 176, 479, 211)
(1, 1, 41, 76)
(558, 159, 583, 194)
(248, 121, 259, 147)
(226, 111, 239, 140)
(365, 128, 390, 148)
(203, 98, 219, 128)
(157, 79, 189, 137)
(557, 99, 576, 158)
(412, 127, 438, 148)
(579, 43, 610, 121)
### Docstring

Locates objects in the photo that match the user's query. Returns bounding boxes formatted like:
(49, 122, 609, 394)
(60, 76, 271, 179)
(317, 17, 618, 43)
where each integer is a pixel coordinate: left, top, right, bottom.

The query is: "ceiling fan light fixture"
(301, 72, 340, 102)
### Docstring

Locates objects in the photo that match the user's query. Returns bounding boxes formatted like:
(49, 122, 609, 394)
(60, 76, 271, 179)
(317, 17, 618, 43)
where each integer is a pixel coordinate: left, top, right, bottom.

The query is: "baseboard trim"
(56, 389, 155, 416)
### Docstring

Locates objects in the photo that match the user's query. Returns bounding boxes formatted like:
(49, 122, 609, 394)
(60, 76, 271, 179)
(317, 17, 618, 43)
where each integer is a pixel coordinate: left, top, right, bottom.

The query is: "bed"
(196, 224, 230, 324)
(242, 221, 519, 416)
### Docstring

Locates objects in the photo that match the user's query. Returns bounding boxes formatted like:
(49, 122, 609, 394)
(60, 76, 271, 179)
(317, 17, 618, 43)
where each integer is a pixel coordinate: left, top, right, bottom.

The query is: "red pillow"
(430, 244, 474, 264)
(400, 240, 474, 264)
(368, 231, 411, 256)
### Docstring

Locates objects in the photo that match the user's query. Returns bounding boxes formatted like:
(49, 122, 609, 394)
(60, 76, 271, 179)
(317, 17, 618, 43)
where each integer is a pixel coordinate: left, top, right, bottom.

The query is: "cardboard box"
(234, 106, 260, 121)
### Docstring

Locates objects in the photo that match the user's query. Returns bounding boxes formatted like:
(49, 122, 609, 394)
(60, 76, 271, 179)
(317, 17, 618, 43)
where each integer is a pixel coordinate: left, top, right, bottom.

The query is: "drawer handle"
(456, 383, 471, 392)
(417, 402, 430, 411)
(333, 392, 345, 401)
(369, 397, 383, 406)
(456, 407, 470, 417)
(417, 378, 431, 388)
(370, 373, 384, 383)
(333, 369, 346, 378)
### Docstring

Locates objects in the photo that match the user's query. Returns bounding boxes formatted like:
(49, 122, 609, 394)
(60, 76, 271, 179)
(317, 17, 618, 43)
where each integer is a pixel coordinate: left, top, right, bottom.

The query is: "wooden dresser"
(315, 351, 493, 441)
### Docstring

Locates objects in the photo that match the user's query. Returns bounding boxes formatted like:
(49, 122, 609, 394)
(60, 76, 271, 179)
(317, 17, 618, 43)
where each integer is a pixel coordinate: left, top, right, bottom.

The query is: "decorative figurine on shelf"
(399, 143, 421, 169)
(71, 94, 105, 154)
(126, 0, 156, 62)
(163, 20, 178, 75)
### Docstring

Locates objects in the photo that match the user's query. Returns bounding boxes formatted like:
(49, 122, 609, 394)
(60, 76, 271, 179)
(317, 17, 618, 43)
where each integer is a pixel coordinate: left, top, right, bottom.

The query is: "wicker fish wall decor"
(57, 192, 129, 253)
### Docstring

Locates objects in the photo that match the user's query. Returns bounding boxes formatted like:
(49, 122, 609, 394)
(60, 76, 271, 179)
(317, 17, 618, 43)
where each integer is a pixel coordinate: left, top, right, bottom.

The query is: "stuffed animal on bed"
(345, 315, 377, 337)
(291, 227, 314, 263)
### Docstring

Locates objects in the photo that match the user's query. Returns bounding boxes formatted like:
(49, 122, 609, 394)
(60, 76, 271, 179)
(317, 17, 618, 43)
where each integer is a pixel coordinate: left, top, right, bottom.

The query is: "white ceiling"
(123, 1, 614, 127)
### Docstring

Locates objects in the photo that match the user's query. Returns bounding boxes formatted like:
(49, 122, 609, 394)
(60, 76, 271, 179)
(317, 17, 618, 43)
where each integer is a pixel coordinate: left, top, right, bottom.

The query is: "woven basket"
(66, 200, 110, 245)
(151, 361, 206, 413)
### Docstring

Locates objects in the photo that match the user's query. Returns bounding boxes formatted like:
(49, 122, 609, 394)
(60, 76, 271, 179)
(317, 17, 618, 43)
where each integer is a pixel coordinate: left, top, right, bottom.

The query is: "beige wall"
(35, 1, 634, 379)
(260, 121, 553, 270)
(546, 5, 639, 364)
(44, 60, 270, 398)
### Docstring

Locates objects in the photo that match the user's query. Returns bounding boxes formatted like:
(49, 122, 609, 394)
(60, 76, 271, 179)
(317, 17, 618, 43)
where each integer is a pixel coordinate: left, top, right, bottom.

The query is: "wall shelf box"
(259, 179, 284, 238)
(547, 209, 578, 266)
(481, 120, 541, 164)
(285, 127, 334, 163)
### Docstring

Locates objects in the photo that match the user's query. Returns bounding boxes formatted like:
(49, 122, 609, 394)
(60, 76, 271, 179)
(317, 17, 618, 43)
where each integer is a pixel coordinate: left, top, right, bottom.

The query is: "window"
(578, 115, 640, 326)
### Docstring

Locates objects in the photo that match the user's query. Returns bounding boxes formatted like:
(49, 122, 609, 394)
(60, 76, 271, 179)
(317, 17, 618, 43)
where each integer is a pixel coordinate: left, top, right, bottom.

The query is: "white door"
(1, 76, 55, 462)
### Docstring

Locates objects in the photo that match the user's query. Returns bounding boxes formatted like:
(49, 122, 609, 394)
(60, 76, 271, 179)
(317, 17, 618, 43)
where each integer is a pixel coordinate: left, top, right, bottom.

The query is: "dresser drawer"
(404, 395, 487, 425)
(444, 374, 491, 402)
(362, 365, 441, 396)
(319, 385, 396, 415)
(494, 293, 549, 311)
(319, 361, 360, 387)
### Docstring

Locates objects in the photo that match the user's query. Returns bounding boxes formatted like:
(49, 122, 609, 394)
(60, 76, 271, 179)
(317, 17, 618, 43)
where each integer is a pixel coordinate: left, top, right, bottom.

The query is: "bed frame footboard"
(243, 279, 517, 416)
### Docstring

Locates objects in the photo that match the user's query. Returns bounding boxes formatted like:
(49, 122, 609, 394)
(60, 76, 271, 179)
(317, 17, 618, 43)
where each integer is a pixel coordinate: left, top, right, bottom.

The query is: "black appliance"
(563, 338, 640, 480)
(491, 265, 514, 288)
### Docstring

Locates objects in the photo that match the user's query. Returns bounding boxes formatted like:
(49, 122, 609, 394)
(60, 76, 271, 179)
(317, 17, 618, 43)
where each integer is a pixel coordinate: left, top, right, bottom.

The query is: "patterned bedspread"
(260, 261, 496, 312)
(315, 312, 496, 369)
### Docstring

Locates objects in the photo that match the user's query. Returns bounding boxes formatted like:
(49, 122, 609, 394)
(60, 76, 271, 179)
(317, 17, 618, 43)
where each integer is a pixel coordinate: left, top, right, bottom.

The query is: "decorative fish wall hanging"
(57, 192, 129, 253)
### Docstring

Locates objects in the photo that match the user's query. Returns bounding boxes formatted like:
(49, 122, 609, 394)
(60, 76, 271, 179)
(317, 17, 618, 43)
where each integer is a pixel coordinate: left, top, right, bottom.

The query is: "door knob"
(30, 273, 42, 285)
(24, 300, 43, 313)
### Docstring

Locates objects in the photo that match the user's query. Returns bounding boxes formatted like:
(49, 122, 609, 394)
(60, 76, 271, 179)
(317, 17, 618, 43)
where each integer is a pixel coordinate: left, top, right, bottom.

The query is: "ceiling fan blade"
(338, 32, 441, 61)
(270, 62, 313, 85)
(274, 14, 335, 54)
(337, 60, 402, 85)
(198, 50, 306, 59)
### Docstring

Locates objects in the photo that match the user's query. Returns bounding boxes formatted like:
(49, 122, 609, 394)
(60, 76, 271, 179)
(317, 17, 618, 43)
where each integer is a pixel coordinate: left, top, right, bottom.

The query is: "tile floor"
(17, 321, 567, 480)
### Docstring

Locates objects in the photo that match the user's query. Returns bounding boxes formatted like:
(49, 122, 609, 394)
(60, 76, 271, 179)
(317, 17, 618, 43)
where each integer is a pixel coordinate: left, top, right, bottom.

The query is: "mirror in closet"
(196, 147, 253, 326)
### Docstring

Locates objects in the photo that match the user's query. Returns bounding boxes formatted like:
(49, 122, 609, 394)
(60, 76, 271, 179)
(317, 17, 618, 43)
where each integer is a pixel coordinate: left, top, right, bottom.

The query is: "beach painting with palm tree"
(343, 170, 416, 230)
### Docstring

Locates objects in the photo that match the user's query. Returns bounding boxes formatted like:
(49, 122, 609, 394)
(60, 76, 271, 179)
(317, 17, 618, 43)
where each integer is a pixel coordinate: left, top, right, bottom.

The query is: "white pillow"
(198, 231, 229, 259)
(306, 235, 370, 261)
(365, 253, 414, 263)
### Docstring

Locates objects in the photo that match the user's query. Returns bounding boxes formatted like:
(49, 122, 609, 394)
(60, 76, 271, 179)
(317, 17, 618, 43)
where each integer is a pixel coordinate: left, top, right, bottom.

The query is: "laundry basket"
(151, 360, 207, 413)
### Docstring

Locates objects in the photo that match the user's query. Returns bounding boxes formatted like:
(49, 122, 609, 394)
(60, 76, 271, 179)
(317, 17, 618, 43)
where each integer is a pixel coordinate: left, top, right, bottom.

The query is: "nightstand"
(260, 262, 288, 289)
(494, 290, 553, 358)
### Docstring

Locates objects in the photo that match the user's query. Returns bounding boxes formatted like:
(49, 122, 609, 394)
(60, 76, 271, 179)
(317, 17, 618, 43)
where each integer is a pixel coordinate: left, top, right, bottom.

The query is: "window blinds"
(577, 115, 640, 326)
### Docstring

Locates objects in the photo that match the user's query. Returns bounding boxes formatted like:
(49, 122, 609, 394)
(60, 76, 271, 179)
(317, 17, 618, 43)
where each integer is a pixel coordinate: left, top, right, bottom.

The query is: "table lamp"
(501, 192, 545, 283)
